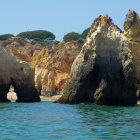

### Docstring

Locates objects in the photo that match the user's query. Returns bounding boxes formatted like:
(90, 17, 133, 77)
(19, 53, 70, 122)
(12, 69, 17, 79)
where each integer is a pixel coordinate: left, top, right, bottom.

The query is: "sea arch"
(0, 48, 40, 102)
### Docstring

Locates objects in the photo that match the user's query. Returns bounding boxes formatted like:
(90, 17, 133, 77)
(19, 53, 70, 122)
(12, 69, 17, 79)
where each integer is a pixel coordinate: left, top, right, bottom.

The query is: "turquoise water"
(0, 101, 140, 140)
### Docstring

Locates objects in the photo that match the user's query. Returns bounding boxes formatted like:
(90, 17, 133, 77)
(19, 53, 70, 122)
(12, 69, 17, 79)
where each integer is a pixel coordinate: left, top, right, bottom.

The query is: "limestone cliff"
(6, 37, 43, 62)
(32, 41, 83, 94)
(124, 10, 140, 42)
(57, 16, 137, 105)
(123, 10, 140, 85)
(5, 39, 83, 94)
(0, 47, 40, 102)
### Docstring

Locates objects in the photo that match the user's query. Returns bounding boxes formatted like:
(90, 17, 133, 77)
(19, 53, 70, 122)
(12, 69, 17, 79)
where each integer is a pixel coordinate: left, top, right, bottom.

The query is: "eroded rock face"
(5, 40, 83, 95)
(0, 48, 40, 102)
(123, 10, 140, 98)
(57, 16, 137, 105)
(29, 41, 82, 94)
(124, 10, 140, 42)
(35, 66, 70, 95)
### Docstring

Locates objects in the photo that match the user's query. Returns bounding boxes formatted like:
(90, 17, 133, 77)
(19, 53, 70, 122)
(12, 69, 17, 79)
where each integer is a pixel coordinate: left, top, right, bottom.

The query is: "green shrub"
(17, 30, 55, 41)
(63, 32, 80, 42)
(0, 34, 14, 41)
(2, 40, 12, 47)
(81, 27, 90, 39)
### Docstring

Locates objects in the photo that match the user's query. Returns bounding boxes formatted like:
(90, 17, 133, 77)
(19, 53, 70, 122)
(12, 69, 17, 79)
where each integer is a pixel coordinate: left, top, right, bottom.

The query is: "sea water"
(0, 101, 140, 140)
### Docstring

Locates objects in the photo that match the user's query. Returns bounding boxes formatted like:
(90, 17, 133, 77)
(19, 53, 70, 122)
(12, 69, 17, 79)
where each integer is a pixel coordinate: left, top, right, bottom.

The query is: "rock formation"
(32, 41, 83, 94)
(0, 47, 40, 102)
(6, 37, 43, 63)
(124, 10, 140, 42)
(123, 10, 140, 94)
(5, 39, 83, 94)
(57, 16, 137, 105)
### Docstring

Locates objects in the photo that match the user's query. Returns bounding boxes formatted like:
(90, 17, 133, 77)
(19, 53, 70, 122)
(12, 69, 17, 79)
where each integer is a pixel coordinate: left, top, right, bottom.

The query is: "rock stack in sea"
(0, 47, 40, 102)
(123, 10, 140, 98)
(57, 15, 137, 105)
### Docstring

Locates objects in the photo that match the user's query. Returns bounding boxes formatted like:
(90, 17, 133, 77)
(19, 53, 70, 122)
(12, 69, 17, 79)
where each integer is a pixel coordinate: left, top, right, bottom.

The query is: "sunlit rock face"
(6, 39, 83, 95)
(31, 41, 83, 95)
(124, 10, 140, 42)
(0, 48, 40, 102)
(35, 67, 70, 95)
(57, 16, 137, 105)
(123, 10, 140, 97)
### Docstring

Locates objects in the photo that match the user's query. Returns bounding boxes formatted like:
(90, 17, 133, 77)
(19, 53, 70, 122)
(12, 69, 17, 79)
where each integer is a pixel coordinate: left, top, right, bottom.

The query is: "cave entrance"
(7, 84, 17, 102)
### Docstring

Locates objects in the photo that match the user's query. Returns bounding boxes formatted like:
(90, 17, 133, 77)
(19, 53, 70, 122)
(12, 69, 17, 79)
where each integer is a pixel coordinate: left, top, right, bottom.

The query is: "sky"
(0, 0, 140, 41)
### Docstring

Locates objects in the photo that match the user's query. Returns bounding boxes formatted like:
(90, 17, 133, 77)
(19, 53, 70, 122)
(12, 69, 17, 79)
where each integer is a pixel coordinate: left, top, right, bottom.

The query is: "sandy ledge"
(40, 94, 62, 101)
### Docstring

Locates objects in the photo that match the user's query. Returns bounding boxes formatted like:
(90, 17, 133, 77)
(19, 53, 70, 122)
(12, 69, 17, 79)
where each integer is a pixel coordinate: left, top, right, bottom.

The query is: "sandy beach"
(40, 94, 62, 101)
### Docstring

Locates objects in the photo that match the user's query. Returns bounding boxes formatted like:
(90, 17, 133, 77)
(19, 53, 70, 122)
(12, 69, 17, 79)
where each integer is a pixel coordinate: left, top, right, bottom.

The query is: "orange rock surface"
(124, 10, 140, 84)
(4, 38, 83, 94)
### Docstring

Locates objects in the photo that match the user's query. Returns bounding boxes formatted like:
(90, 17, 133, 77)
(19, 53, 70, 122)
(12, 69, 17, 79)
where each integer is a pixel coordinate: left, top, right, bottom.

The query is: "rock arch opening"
(0, 48, 40, 103)
(7, 83, 17, 102)
(0, 76, 40, 103)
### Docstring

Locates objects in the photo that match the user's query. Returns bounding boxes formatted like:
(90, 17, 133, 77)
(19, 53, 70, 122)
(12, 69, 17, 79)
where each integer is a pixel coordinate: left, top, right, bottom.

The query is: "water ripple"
(0, 101, 140, 139)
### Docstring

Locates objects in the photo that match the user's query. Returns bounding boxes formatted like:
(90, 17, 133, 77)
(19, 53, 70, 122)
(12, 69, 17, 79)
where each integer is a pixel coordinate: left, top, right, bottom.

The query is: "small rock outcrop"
(0, 48, 40, 102)
(57, 16, 137, 105)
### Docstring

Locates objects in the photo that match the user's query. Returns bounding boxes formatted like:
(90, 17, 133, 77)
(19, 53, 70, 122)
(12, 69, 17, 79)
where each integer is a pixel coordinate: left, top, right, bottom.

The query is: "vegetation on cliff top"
(63, 32, 81, 42)
(0, 34, 14, 41)
(81, 28, 90, 39)
(63, 27, 90, 42)
(0, 27, 90, 46)
(17, 30, 56, 41)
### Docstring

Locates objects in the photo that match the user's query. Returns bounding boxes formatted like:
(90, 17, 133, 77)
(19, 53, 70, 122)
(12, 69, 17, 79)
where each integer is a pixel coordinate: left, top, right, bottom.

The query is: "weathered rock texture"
(124, 10, 140, 85)
(6, 37, 43, 63)
(5, 39, 83, 94)
(0, 47, 40, 102)
(124, 10, 140, 42)
(32, 41, 83, 94)
(57, 16, 137, 105)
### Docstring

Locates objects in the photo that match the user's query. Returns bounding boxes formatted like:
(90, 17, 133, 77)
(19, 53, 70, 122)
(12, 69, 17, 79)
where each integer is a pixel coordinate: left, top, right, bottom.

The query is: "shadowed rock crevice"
(0, 84, 11, 102)
(57, 15, 137, 105)
(10, 78, 40, 102)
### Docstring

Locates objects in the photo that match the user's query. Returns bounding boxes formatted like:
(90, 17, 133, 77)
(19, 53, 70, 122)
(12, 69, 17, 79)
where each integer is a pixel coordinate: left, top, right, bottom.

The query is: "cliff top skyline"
(1, 0, 140, 41)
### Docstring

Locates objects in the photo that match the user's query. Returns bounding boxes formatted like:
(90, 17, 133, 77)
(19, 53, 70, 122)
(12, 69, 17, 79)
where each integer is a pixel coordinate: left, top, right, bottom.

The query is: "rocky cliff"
(123, 10, 140, 88)
(31, 41, 83, 94)
(0, 47, 40, 102)
(124, 10, 140, 42)
(57, 16, 137, 105)
(6, 37, 43, 63)
(5, 39, 83, 94)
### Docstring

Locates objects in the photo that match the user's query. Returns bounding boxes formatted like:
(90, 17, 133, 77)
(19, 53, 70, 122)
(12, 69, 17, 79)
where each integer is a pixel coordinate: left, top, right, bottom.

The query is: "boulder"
(0, 48, 40, 102)
(57, 16, 137, 105)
